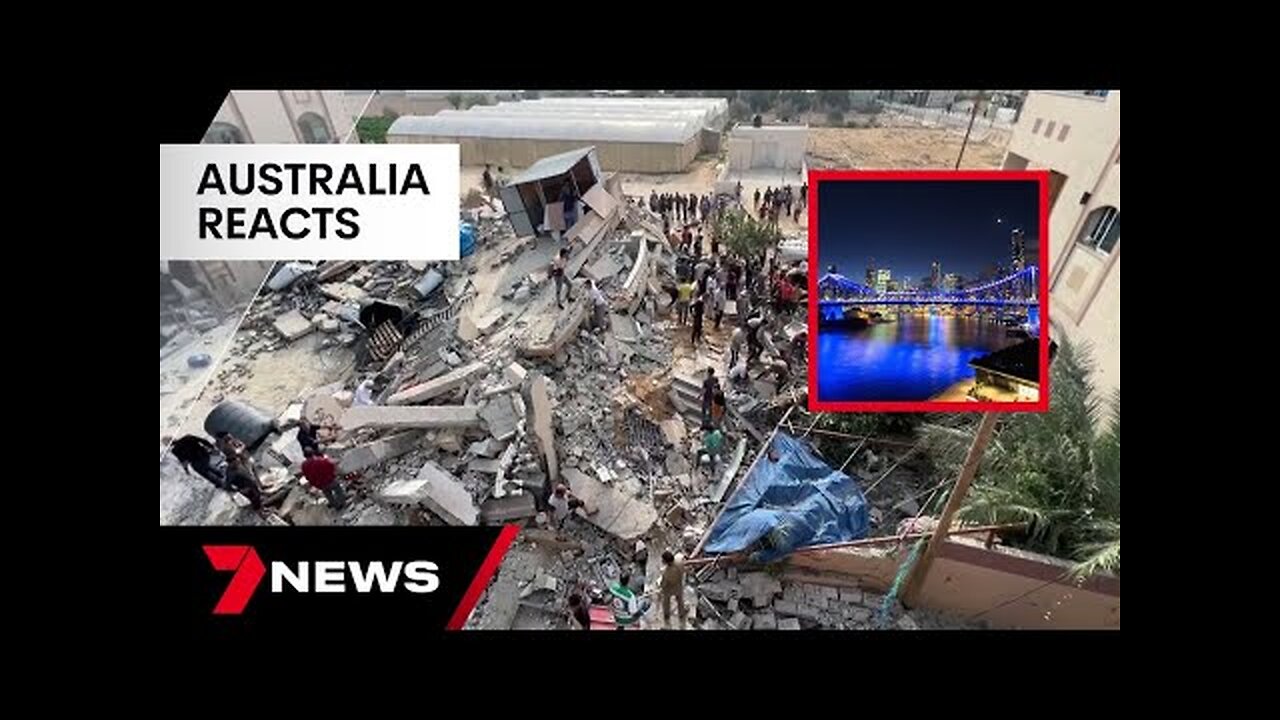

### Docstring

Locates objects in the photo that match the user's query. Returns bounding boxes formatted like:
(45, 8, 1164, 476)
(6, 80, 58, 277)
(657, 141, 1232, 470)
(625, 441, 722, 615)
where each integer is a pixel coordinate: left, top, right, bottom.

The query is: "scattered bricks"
(505, 362, 529, 386)
(272, 309, 314, 341)
(468, 438, 506, 459)
(846, 606, 874, 625)
(435, 431, 463, 454)
(753, 610, 778, 630)
(783, 585, 805, 603)
(839, 587, 865, 606)
(337, 431, 425, 474)
(469, 458, 502, 474)
(860, 592, 885, 610)
(697, 582, 739, 604)
(773, 599, 800, 617)
(387, 362, 487, 406)
(792, 604, 825, 623)
(739, 572, 783, 607)
(811, 584, 840, 603)
(778, 618, 802, 631)
(729, 611, 752, 630)
(319, 282, 367, 304)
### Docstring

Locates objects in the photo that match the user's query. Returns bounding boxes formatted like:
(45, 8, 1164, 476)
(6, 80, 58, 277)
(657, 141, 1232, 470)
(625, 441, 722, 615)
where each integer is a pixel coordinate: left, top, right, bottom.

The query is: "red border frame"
(806, 169, 1051, 413)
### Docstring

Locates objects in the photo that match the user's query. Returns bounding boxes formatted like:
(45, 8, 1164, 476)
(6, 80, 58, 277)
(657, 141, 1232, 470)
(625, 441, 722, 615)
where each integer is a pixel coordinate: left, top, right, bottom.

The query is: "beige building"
(727, 124, 808, 172)
(203, 91, 370, 144)
(1002, 91, 1120, 397)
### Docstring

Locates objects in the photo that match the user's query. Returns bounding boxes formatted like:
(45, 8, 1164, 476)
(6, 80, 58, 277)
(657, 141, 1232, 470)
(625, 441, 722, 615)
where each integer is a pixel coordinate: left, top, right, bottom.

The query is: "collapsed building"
(159, 146, 1119, 631)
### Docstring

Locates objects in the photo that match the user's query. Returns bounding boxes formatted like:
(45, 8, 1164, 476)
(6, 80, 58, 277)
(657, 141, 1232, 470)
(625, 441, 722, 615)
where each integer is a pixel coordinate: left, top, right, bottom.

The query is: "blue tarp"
(460, 223, 476, 257)
(702, 433, 869, 562)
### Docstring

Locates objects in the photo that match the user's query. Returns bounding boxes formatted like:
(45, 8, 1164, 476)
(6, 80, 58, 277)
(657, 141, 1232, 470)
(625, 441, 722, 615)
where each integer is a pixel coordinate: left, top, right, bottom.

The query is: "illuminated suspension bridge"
(818, 266, 1039, 308)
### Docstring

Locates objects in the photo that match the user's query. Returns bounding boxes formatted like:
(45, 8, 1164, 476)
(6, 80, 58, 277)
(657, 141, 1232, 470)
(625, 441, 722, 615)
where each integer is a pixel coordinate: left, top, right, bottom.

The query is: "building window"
(1058, 124, 1071, 141)
(1077, 206, 1120, 254)
(1032, 118, 1043, 134)
(297, 112, 332, 143)
(203, 122, 246, 144)
(1045, 121, 1056, 138)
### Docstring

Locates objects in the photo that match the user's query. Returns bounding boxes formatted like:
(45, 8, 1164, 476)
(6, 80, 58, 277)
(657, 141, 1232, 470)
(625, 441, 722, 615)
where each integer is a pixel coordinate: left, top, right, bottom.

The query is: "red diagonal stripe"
(446, 524, 520, 630)
(204, 545, 267, 615)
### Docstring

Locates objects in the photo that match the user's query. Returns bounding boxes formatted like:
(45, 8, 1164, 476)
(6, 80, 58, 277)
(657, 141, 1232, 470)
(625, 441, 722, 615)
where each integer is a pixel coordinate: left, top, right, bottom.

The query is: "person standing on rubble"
(295, 416, 321, 456)
(560, 180, 579, 230)
(171, 435, 228, 491)
(610, 572, 651, 630)
(676, 277, 693, 326)
(548, 483, 586, 530)
(800, 182, 808, 209)
(216, 432, 264, 510)
(728, 323, 746, 369)
(589, 280, 609, 332)
(568, 593, 591, 630)
(660, 551, 687, 630)
(694, 233, 704, 261)
(701, 368, 719, 427)
(301, 447, 346, 510)
(482, 164, 494, 197)
(683, 226, 694, 256)
(649, 190, 658, 214)
(690, 293, 706, 346)
(711, 275, 727, 330)
(552, 247, 573, 309)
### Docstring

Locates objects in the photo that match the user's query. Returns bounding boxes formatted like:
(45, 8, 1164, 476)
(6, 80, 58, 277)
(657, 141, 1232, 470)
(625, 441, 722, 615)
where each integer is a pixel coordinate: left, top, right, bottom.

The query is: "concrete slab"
(272, 309, 314, 341)
(562, 467, 657, 542)
(480, 493, 537, 524)
(337, 431, 424, 474)
(660, 419, 686, 447)
(341, 405, 481, 431)
(710, 438, 748, 502)
(270, 428, 305, 467)
(386, 361, 487, 406)
(529, 374, 559, 484)
(505, 362, 529, 386)
(469, 457, 502, 474)
(378, 460, 478, 526)
(610, 313, 640, 343)
(585, 254, 624, 283)
(480, 393, 520, 442)
(318, 282, 367, 304)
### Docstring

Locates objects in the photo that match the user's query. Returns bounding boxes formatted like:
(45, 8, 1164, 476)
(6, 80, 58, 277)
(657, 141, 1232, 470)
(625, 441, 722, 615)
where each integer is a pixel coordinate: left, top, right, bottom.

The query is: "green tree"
(922, 339, 1120, 578)
(712, 208, 781, 260)
(780, 90, 813, 114)
(356, 115, 395, 144)
(446, 92, 464, 109)
(745, 90, 778, 113)
(728, 99, 752, 122)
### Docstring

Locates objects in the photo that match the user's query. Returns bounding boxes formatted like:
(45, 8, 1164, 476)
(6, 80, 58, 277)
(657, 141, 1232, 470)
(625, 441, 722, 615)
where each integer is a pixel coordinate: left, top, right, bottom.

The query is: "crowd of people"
(751, 182, 808, 227)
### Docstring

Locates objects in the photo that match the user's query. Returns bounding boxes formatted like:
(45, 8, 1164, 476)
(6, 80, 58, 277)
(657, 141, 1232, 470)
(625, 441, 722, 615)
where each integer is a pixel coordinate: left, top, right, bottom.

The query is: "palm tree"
(922, 338, 1120, 578)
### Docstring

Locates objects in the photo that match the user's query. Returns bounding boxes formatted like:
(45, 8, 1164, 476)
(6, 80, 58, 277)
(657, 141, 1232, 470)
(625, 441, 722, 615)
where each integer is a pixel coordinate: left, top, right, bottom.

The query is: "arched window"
(297, 112, 332, 143)
(203, 122, 245, 144)
(1077, 206, 1120, 254)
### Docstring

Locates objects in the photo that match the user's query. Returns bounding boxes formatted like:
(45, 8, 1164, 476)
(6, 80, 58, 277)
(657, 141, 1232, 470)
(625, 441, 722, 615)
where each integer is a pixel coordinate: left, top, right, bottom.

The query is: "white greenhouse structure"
(386, 97, 728, 173)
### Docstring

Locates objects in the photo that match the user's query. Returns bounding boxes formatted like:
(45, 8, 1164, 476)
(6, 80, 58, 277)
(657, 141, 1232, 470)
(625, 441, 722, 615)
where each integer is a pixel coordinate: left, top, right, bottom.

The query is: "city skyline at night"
(818, 179, 1040, 285)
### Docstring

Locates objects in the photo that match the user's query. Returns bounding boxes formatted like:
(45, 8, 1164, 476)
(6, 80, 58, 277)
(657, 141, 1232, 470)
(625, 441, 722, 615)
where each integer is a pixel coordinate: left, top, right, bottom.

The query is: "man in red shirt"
(301, 448, 346, 510)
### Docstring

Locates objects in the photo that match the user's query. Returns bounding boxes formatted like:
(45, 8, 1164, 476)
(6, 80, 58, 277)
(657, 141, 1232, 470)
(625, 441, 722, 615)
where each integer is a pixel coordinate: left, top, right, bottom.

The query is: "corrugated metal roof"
(508, 147, 596, 185)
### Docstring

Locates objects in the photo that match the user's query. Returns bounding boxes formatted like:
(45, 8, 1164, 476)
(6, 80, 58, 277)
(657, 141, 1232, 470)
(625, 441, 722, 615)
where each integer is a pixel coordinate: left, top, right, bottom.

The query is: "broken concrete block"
(665, 450, 692, 476)
(318, 317, 341, 334)
(456, 315, 479, 342)
(665, 500, 691, 527)
(709, 438, 747, 502)
(387, 362, 487, 406)
(729, 611, 752, 631)
(341, 405, 481, 431)
(609, 313, 640, 343)
(270, 428, 305, 467)
(585, 254, 624, 283)
(378, 460, 478, 526)
(505, 362, 529, 386)
(698, 582, 739, 604)
(660, 419, 686, 447)
(520, 571, 558, 599)
(480, 493, 537, 524)
(847, 606, 873, 624)
(529, 374, 558, 485)
(337, 431, 424, 474)
(839, 587, 865, 605)
(407, 260, 430, 272)
(474, 307, 505, 335)
(896, 614, 920, 631)
(468, 437, 506, 459)
(272, 309, 314, 341)
(562, 467, 656, 542)
(435, 431, 463, 454)
(319, 282, 367, 304)
(480, 393, 520, 442)
(290, 503, 335, 526)
(753, 610, 778, 630)
(778, 618, 802, 631)
(739, 572, 783, 605)
(469, 457, 502, 474)
(773, 599, 800, 616)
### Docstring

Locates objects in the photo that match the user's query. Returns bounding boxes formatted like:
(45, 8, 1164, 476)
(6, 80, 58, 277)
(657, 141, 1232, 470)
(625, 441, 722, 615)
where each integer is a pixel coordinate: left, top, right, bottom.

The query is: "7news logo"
(204, 545, 440, 615)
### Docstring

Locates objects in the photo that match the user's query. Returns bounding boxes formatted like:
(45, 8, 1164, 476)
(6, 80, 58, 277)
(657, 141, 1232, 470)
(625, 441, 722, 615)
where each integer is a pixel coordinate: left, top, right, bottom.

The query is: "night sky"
(817, 180, 1039, 284)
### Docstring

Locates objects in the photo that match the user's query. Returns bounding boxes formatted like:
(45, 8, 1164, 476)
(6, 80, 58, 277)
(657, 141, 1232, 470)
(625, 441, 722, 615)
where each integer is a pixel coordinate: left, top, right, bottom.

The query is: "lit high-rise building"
(1011, 228, 1027, 271)
(875, 269, 891, 294)
(930, 261, 942, 290)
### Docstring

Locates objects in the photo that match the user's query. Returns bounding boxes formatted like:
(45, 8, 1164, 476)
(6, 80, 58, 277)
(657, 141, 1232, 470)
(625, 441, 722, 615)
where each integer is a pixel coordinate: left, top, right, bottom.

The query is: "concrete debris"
(338, 431, 424, 474)
(481, 493, 538, 524)
(778, 618, 802, 631)
(729, 611, 752, 630)
(660, 419, 686, 447)
(520, 571, 558, 599)
(319, 282, 367, 304)
(378, 460, 478, 526)
(753, 610, 778, 630)
(665, 450, 692, 476)
(585, 254, 624, 283)
(272, 309, 314, 341)
(341, 405, 482, 431)
(386, 361, 487, 406)
(318, 317, 341, 334)
(504, 362, 529, 387)
(610, 313, 640, 343)
(562, 467, 656, 541)
(480, 393, 520, 442)
(529, 374, 558, 485)
(469, 457, 502, 474)
(709, 437, 747, 502)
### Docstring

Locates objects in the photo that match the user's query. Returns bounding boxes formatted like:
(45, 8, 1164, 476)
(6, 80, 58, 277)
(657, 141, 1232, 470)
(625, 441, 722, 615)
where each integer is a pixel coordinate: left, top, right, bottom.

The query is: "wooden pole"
(955, 90, 984, 170)
(901, 411, 998, 608)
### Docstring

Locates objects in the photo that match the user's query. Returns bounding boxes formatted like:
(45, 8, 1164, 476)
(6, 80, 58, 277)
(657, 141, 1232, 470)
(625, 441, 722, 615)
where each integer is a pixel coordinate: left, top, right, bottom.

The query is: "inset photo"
(808, 170, 1050, 412)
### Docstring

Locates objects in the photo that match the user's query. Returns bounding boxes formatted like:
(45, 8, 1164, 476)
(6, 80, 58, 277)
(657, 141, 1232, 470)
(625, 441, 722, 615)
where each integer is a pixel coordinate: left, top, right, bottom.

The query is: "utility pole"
(902, 411, 998, 608)
(955, 90, 984, 170)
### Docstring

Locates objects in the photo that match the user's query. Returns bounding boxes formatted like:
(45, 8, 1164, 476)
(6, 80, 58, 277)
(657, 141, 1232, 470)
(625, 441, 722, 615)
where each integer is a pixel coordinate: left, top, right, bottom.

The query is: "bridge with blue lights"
(818, 266, 1039, 307)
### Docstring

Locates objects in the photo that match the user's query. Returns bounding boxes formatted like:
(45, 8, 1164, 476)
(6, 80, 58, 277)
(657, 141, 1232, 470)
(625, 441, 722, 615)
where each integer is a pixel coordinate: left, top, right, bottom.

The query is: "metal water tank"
(204, 400, 277, 452)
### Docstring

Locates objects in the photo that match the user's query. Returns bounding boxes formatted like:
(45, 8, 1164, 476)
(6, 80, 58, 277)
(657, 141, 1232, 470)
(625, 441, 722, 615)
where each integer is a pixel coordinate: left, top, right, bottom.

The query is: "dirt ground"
(807, 127, 1009, 170)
